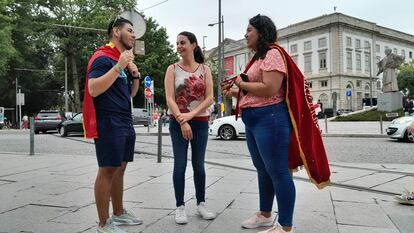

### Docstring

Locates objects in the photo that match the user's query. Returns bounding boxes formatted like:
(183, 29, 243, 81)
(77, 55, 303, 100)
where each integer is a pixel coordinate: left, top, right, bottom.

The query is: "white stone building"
(207, 13, 414, 111)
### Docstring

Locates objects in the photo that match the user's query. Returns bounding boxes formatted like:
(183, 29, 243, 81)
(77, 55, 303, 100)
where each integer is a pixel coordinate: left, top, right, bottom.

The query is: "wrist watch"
(132, 72, 141, 80)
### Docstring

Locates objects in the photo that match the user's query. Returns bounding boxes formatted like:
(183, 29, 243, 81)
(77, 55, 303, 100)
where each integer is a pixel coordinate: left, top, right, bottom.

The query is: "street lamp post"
(209, 14, 224, 117)
(202, 36, 207, 52)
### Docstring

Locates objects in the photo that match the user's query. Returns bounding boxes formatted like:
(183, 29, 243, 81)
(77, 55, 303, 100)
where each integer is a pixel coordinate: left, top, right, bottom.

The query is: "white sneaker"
(196, 202, 216, 220)
(175, 205, 188, 224)
(241, 212, 274, 229)
(97, 218, 127, 233)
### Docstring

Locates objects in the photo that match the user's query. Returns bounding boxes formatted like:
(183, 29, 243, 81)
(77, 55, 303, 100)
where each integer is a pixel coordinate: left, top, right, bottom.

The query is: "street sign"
(218, 95, 222, 104)
(17, 93, 25, 105)
(144, 76, 151, 88)
(346, 90, 352, 97)
(150, 80, 154, 94)
(145, 87, 152, 99)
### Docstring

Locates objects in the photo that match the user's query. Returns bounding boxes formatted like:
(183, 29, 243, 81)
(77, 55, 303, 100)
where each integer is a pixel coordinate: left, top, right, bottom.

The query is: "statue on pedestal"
(377, 48, 405, 92)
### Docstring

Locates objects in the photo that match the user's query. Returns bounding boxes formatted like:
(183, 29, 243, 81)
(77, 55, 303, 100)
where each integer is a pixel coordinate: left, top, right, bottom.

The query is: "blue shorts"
(94, 134, 136, 167)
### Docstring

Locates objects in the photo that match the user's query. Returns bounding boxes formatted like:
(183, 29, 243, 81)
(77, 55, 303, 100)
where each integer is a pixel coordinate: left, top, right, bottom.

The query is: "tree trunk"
(70, 55, 81, 112)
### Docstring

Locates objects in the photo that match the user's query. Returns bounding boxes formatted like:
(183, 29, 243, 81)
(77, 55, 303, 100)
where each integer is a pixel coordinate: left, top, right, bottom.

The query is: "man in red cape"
(83, 16, 142, 233)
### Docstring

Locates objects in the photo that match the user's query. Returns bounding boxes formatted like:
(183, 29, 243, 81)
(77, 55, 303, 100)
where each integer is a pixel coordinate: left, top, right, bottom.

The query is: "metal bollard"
(29, 117, 34, 155)
(324, 115, 328, 134)
(380, 114, 383, 134)
(147, 117, 150, 133)
(157, 117, 162, 163)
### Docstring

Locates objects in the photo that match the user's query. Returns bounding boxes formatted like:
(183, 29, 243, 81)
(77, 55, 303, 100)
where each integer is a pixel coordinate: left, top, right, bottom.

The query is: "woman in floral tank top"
(164, 31, 216, 224)
(222, 15, 295, 233)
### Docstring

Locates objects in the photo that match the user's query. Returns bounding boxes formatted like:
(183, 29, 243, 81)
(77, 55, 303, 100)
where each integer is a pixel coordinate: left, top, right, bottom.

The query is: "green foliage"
(0, 0, 178, 120)
(397, 60, 414, 97)
(333, 109, 405, 121)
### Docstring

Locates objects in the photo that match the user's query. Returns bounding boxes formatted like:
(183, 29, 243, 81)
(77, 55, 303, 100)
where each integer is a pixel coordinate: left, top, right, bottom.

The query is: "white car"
(386, 113, 414, 142)
(209, 115, 245, 140)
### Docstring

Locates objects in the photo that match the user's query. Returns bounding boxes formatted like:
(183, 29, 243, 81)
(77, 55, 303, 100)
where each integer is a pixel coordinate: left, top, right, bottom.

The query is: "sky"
(136, 0, 414, 50)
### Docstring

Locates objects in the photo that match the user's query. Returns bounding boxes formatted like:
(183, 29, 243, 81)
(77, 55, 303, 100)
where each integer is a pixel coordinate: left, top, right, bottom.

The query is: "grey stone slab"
(295, 181, 335, 213)
(329, 167, 376, 183)
(0, 204, 80, 233)
(0, 185, 51, 213)
(377, 200, 414, 233)
(201, 208, 264, 233)
(50, 203, 98, 225)
(120, 207, 172, 233)
(338, 225, 400, 233)
(342, 172, 404, 188)
(294, 211, 338, 233)
(334, 201, 395, 228)
(229, 192, 260, 211)
(373, 176, 414, 194)
(19, 180, 87, 196)
(142, 215, 210, 233)
(330, 187, 392, 204)
(35, 187, 95, 208)
(124, 183, 177, 209)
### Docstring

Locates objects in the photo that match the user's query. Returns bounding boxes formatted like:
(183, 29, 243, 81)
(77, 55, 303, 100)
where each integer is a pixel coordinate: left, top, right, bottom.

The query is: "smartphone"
(240, 73, 249, 95)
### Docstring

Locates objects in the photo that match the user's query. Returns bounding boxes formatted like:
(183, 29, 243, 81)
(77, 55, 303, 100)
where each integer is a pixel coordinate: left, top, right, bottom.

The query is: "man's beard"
(120, 33, 133, 50)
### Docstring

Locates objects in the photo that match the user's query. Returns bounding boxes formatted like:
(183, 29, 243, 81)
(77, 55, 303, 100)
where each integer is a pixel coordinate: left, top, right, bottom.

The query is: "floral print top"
(172, 63, 209, 117)
(239, 48, 286, 109)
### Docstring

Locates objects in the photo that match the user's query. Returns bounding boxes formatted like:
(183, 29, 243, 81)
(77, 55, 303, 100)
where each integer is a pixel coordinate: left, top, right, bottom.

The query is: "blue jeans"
(242, 103, 295, 227)
(169, 119, 209, 207)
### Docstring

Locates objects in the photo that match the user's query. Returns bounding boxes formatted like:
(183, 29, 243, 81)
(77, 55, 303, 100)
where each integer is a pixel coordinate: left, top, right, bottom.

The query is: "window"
(376, 44, 380, 53)
(377, 80, 381, 89)
(308, 81, 313, 88)
(356, 53, 362, 71)
(346, 37, 352, 47)
(318, 38, 327, 48)
(365, 54, 370, 72)
(356, 80, 362, 87)
(364, 41, 370, 49)
(401, 49, 405, 56)
(410, 51, 413, 59)
(346, 51, 352, 70)
(376, 56, 381, 73)
(355, 39, 361, 48)
(320, 80, 328, 87)
(319, 52, 327, 69)
(304, 41, 312, 51)
(291, 55, 298, 64)
(393, 48, 398, 54)
(290, 44, 298, 53)
(304, 54, 312, 72)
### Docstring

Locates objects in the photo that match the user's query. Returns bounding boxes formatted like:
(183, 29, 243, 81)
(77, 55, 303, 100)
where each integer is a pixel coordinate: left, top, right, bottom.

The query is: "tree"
(33, 0, 136, 112)
(398, 60, 414, 97)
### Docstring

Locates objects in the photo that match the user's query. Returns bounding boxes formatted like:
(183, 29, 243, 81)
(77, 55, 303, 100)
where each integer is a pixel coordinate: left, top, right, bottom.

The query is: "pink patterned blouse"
(239, 48, 286, 109)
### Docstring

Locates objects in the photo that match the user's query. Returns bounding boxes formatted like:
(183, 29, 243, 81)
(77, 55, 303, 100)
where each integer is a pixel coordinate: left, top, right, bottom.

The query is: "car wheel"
(219, 125, 236, 140)
(59, 126, 67, 137)
(34, 130, 39, 134)
(404, 130, 414, 143)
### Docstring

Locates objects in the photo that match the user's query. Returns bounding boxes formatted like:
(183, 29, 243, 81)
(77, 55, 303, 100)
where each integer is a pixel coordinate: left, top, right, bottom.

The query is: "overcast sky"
(137, 0, 413, 50)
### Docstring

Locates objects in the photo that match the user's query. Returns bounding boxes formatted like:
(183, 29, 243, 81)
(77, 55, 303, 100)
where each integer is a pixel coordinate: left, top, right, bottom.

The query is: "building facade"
(207, 13, 414, 111)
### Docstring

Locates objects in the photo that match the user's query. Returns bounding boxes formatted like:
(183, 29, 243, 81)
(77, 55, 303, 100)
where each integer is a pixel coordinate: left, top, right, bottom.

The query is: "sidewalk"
(0, 152, 413, 233)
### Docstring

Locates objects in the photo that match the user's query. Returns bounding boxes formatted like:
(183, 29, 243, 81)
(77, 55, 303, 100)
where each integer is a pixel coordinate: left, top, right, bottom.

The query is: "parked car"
(132, 108, 149, 126)
(209, 115, 245, 140)
(34, 110, 64, 134)
(386, 113, 414, 143)
(57, 112, 84, 137)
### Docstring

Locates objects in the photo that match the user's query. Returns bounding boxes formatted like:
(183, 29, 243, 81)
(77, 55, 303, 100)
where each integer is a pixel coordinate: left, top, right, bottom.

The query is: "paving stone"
(342, 172, 404, 188)
(338, 225, 400, 233)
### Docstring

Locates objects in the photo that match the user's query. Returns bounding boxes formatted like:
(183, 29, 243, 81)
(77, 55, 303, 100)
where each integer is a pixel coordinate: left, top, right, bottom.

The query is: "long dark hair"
(249, 14, 278, 60)
(178, 31, 205, 63)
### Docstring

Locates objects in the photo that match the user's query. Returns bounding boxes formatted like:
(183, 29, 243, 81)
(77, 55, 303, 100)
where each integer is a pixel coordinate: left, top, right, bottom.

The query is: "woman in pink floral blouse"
(164, 31, 215, 224)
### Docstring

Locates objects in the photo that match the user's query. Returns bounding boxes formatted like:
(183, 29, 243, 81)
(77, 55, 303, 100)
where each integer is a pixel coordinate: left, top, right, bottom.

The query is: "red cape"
(271, 44, 331, 189)
(82, 43, 120, 139)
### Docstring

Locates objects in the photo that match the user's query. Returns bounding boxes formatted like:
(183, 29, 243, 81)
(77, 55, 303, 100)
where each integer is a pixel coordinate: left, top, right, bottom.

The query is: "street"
(0, 128, 413, 164)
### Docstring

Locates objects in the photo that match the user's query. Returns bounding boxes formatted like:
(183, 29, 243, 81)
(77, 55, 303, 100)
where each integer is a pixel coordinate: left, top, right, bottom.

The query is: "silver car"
(386, 113, 414, 142)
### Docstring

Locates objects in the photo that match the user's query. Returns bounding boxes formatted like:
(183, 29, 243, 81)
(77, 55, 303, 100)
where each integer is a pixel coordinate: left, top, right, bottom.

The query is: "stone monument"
(376, 48, 405, 112)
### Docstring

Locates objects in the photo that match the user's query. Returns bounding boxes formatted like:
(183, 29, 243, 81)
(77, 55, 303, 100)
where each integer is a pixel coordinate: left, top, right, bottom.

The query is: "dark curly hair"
(249, 14, 278, 60)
